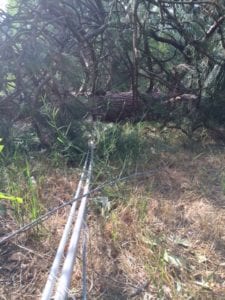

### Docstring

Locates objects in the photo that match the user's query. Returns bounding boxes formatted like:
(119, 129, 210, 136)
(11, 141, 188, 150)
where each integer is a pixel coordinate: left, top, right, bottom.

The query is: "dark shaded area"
(0, 0, 225, 152)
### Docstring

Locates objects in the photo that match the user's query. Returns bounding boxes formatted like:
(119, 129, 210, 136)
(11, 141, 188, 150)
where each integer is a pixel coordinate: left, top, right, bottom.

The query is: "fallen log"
(89, 91, 199, 123)
(90, 91, 144, 122)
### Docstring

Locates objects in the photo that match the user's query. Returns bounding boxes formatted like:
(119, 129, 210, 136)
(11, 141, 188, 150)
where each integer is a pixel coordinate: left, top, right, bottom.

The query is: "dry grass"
(82, 132, 225, 299)
(1, 128, 225, 299)
(0, 165, 79, 299)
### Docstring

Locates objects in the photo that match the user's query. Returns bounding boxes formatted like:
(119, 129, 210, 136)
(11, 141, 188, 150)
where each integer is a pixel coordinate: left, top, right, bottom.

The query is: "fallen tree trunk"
(89, 91, 199, 123)
(90, 91, 144, 122)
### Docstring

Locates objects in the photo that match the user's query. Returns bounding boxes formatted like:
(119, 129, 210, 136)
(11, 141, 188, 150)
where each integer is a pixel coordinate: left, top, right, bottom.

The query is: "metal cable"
(41, 151, 90, 300)
(82, 214, 88, 300)
(54, 144, 94, 300)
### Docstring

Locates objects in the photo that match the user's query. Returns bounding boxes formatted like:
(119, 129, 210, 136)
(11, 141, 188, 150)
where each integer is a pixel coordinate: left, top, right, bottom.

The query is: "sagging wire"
(0, 169, 159, 246)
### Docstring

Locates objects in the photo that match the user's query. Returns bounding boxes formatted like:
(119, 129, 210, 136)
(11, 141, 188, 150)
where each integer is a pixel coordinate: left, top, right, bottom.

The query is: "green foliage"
(0, 138, 24, 208)
(93, 122, 160, 209)
(0, 0, 225, 153)
(0, 138, 4, 153)
(7, 0, 18, 15)
(95, 122, 149, 164)
(40, 99, 87, 161)
(1, 154, 44, 223)
(0, 192, 23, 204)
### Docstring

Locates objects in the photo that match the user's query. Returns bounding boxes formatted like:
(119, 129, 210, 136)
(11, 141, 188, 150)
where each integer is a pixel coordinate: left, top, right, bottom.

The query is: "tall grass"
(1, 153, 43, 225)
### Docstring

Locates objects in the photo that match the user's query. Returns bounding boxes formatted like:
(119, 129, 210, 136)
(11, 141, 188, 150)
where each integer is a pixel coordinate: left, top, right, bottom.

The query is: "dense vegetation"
(1, 0, 225, 151)
(1, 1, 225, 299)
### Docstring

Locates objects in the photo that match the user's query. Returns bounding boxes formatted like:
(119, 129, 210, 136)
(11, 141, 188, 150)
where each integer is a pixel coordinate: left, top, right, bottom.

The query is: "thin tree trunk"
(132, 0, 139, 109)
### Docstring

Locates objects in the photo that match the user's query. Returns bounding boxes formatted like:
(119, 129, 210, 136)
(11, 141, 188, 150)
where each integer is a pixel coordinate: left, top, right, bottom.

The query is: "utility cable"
(54, 143, 94, 299)
(82, 218, 88, 300)
(41, 151, 90, 300)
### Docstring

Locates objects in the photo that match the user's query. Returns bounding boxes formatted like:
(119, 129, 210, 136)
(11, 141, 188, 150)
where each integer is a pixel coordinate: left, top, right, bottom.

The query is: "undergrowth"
(89, 122, 225, 299)
(1, 122, 225, 299)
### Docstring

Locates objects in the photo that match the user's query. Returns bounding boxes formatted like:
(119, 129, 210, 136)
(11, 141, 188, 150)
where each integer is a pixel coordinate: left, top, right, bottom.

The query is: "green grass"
(1, 156, 42, 224)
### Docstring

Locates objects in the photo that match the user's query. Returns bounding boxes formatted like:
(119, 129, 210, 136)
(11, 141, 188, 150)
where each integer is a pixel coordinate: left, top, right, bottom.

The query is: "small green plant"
(0, 138, 23, 204)
(23, 160, 40, 220)
(94, 122, 152, 176)
(41, 98, 86, 162)
(0, 138, 3, 152)
(0, 192, 23, 204)
(1, 156, 44, 224)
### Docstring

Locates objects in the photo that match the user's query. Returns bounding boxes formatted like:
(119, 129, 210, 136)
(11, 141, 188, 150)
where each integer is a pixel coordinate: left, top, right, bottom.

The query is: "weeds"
(89, 123, 225, 299)
(1, 158, 41, 224)
(1, 123, 225, 299)
(41, 98, 87, 162)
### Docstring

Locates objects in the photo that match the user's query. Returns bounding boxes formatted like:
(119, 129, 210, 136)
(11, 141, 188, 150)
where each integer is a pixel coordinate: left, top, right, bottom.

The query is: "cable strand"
(0, 168, 160, 245)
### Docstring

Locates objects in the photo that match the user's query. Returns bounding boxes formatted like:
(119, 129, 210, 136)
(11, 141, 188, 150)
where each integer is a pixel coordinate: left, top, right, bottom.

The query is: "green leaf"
(57, 137, 65, 144)
(0, 192, 23, 204)
(0, 138, 4, 153)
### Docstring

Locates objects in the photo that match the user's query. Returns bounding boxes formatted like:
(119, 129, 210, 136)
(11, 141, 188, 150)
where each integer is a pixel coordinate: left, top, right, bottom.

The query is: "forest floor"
(1, 124, 225, 299)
